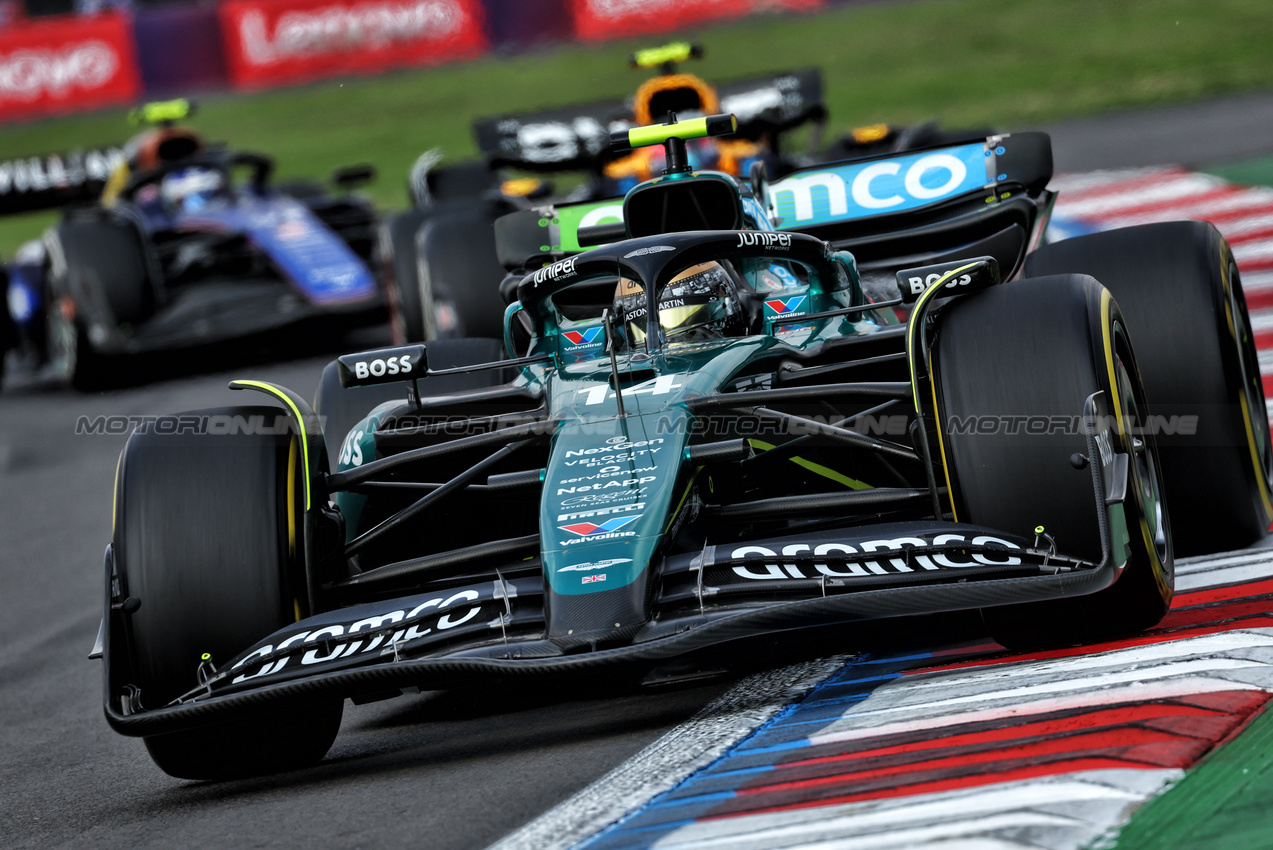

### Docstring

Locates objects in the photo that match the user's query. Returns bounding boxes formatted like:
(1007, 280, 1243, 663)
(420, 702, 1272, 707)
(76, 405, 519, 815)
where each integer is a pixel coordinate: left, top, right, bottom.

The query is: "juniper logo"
(533, 256, 577, 285)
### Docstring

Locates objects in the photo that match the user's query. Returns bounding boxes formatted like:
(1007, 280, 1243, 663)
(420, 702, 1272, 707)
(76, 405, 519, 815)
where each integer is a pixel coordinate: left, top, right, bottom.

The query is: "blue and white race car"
(1, 102, 384, 390)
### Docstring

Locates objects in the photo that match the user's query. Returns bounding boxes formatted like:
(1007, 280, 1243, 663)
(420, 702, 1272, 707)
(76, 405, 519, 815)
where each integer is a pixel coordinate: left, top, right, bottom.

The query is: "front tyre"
(933, 275, 1173, 649)
(1026, 221, 1273, 555)
(113, 405, 342, 779)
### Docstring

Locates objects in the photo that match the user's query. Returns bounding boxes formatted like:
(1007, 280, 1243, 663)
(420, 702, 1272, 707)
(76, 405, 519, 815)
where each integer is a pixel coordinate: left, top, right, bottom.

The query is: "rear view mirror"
(337, 344, 426, 388)
(332, 164, 376, 190)
(896, 256, 1001, 304)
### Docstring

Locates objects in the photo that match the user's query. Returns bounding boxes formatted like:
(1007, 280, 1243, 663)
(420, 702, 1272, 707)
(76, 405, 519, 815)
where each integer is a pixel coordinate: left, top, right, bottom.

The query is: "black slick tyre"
(933, 275, 1173, 649)
(113, 405, 342, 779)
(44, 220, 151, 390)
(380, 209, 433, 343)
(415, 205, 509, 340)
(1026, 221, 1273, 555)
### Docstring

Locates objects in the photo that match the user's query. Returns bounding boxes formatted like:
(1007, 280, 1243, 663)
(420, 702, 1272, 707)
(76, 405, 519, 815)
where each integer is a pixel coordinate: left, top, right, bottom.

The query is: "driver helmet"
(159, 166, 223, 214)
(614, 261, 742, 347)
(125, 127, 205, 171)
(634, 73, 719, 125)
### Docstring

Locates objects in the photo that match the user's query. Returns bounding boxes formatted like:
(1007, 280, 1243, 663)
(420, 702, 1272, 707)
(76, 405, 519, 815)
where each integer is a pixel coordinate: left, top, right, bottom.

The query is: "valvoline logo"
(765, 296, 807, 315)
(562, 327, 604, 348)
(558, 516, 639, 537)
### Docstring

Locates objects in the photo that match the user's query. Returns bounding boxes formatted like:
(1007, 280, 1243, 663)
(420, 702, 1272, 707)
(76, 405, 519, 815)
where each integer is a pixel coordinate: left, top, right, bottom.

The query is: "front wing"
(102, 520, 1120, 738)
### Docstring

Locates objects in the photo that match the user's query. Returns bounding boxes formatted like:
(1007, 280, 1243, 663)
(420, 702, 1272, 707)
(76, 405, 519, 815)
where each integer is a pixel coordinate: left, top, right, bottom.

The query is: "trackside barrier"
(0, 11, 141, 122)
(134, 4, 228, 98)
(217, 0, 488, 90)
(568, 0, 825, 41)
(0, 0, 855, 123)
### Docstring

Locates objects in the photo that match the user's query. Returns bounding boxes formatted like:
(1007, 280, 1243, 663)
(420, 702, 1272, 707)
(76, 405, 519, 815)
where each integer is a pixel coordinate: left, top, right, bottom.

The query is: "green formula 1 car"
(95, 114, 1272, 780)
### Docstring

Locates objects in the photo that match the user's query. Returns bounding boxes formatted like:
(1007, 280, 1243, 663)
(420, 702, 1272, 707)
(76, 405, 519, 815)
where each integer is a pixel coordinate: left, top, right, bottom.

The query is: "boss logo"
(337, 344, 427, 388)
(896, 257, 1001, 304)
(904, 271, 972, 296)
(355, 355, 412, 379)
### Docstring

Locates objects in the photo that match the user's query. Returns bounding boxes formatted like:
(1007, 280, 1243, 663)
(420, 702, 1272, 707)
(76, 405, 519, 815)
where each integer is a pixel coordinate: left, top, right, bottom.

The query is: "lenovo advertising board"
(0, 13, 141, 122)
(570, 0, 824, 42)
(220, 0, 487, 89)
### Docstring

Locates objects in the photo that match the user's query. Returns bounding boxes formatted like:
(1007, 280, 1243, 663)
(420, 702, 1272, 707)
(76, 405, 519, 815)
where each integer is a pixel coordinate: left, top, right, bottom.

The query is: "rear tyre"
(379, 209, 434, 343)
(933, 275, 1173, 649)
(416, 205, 510, 340)
(1026, 221, 1273, 555)
(114, 405, 342, 779)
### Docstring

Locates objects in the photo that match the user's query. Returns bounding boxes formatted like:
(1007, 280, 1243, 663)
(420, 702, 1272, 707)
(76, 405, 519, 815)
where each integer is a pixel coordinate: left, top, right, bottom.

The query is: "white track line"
(647, 770, 1182, 850)
(486, 657, 849, 850)
(484, 546, 1273, 850)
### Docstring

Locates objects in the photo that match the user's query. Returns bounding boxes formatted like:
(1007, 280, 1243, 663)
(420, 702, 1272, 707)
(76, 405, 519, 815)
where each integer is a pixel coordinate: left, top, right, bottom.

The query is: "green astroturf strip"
(1105, 705, 1273, 850)
(1207, 156, 1273, 189)
(0, 0, 1271, 255)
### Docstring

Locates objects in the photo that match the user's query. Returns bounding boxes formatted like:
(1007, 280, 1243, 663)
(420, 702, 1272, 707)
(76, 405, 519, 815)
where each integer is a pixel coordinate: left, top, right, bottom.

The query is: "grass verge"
(0, 0, 1270, 255)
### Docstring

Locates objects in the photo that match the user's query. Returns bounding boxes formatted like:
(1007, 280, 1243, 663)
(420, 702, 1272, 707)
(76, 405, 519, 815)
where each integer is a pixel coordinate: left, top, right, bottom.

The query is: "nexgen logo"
(771, 143, 987, 225)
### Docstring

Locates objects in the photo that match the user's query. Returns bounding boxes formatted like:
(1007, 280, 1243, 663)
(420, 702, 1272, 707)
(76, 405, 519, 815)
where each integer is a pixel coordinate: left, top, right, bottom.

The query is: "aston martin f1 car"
(2, 102, 383, 390)
(96, 114, 1272, 780)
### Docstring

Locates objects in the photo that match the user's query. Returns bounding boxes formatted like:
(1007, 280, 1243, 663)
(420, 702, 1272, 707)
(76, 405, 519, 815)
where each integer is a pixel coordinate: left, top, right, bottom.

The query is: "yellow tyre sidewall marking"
(1219, 246, 1273, 524)
(906, 262, 980, 524)
(1101, 289, 1170, 603)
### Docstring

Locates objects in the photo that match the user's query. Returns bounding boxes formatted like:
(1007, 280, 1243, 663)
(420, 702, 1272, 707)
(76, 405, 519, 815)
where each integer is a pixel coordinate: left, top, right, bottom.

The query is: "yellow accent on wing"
(231, 380, 312, 510)
(287, 437, 298, 560)
(928, 366, 957, 522)
(905, 262, 980, 522)
(666, 467, 703, 533)
(747, 439, 872, 490)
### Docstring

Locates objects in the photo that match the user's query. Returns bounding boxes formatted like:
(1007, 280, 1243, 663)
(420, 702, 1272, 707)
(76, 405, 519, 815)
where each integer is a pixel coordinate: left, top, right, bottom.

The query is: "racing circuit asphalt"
(3, 90, 1273, 850)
